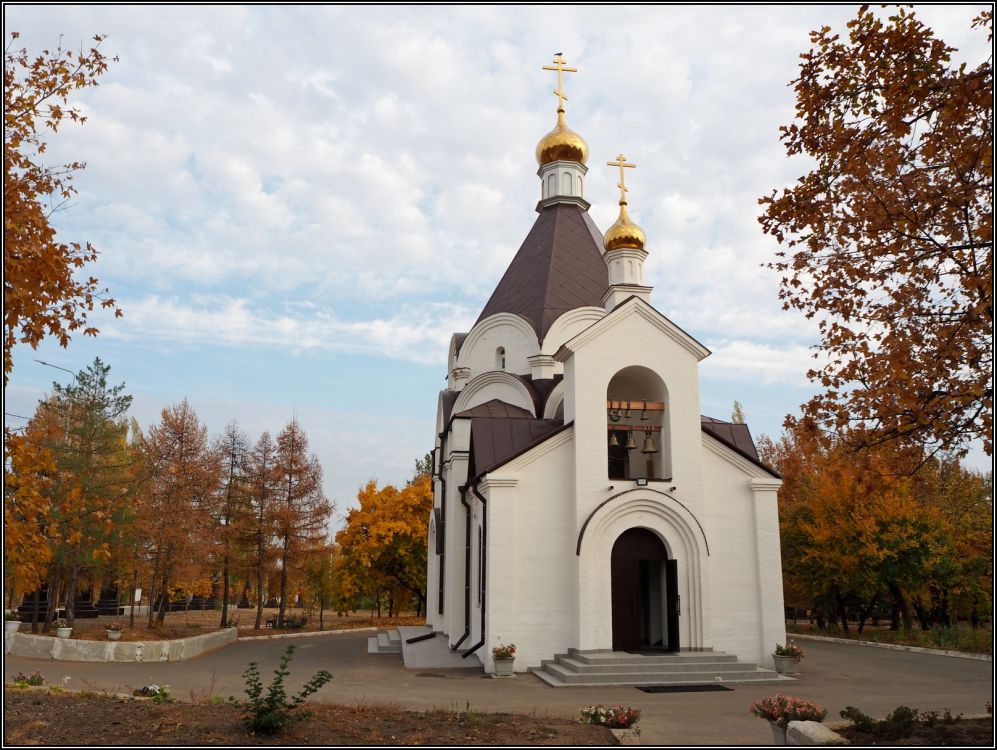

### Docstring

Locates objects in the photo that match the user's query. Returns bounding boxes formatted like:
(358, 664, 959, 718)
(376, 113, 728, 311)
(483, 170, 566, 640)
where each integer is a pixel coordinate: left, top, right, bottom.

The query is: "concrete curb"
(4, 627, 238, 662)
(238, 626, 378, 641)
(790, 633, 992, 661)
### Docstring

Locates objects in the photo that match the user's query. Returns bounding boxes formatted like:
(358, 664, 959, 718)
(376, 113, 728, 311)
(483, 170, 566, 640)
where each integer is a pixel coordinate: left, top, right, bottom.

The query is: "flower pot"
(610, 726, 641, 745)
(493, 657, 514, 677)
(773, 654, 799, 674)
(55, 627, 73, 639)
(768, 721, 787, 745)
(5, 621, 21, 634)
(106, 630, 122, 641)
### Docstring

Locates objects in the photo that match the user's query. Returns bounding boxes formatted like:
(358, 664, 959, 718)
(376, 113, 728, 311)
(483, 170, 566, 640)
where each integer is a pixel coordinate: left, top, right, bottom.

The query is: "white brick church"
(425, 55, 786, 679)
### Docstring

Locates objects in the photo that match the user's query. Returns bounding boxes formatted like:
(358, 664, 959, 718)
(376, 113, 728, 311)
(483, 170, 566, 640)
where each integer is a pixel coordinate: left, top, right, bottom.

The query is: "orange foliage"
(760, 7, 993, 458)
(3, 33, 121, 384)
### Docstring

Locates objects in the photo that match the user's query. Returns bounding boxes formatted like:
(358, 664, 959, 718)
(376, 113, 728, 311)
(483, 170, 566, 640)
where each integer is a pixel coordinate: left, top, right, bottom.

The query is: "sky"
(5, 5, 991, 528)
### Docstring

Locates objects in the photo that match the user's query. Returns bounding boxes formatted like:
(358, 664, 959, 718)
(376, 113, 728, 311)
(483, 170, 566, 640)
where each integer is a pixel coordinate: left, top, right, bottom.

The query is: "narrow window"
(496, 347, 506, 370)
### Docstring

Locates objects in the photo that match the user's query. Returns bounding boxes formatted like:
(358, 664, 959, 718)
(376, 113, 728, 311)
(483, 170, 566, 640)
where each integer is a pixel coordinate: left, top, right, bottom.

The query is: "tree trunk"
(44, 572, 61, 632)
(220, 551, 230, 628)
(255, 551, 264, 631)
(31, 588, 41, 634)
(912, 597, 932, 631)
(888, 582, 912, 630)
(278, 539, 290, 627)
(856, 595, 878, 634)
(835, 590, 850, 635)
(129, 569, 137, 629)
(65, 566, 79, 627)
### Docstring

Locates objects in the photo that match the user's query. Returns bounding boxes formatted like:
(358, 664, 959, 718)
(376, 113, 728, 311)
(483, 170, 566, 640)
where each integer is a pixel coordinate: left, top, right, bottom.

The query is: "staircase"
(530, 648, 789, 687)
(366, 628, 402, 655)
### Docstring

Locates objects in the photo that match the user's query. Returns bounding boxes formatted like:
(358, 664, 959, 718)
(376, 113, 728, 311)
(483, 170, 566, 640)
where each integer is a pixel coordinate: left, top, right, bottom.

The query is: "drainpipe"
(436, 432, 446, 616)
(451, 485, 471, 651)
(462, 481, 487, 659)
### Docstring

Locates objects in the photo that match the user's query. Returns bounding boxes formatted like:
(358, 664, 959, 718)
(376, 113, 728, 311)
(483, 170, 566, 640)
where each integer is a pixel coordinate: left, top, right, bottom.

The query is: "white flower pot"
(769, 721, 787, 744)
(493, 657, 514, 677)
(55, 627, 73, 639)
(773, 654, 799, 674)
(106, 630, 122, 641)
(5, 621, 20, 634)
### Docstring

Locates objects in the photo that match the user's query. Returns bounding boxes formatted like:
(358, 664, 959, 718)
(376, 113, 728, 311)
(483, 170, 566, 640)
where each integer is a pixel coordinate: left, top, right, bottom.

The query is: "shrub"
(841, 704, 922, 739)
(236, 644, 333, 734)
(5, 612, 19, 621)
(133, 684, 172, 703)
(106, 621, 124, 632)
(750, 694, 827, 728)
(579, 704, 641, 729)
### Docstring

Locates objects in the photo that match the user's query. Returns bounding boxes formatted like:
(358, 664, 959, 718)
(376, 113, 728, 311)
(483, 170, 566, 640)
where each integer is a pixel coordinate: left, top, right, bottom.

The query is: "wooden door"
(611, 528, 667, 651)
(665, 559, 680, 652)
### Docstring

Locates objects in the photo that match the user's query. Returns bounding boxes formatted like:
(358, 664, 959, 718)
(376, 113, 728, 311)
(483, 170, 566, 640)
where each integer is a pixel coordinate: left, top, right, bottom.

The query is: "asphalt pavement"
(4, 632, 993, 745)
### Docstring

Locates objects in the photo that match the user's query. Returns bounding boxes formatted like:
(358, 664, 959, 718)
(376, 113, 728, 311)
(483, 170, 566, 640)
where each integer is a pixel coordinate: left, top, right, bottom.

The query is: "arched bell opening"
(606, 365, 671, 480)
(610, 527, 680, 652)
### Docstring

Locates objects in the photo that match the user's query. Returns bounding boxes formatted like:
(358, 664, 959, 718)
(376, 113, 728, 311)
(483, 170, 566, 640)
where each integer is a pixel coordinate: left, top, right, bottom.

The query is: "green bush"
(236, 644, 333, 734)
(841, 705, 919, 739)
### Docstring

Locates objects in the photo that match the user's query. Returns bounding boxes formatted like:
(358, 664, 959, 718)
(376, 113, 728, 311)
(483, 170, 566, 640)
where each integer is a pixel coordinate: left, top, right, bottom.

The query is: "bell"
(625, 432, 638, 451)
(623, 400, 632, 419)
(609, 431, 619, 447)
(641, 432, 658, 454)
(640, 404, 649, 421)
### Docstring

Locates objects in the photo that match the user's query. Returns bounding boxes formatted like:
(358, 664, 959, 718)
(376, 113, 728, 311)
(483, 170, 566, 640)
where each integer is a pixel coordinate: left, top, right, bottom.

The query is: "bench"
(265, 615, 277, 629)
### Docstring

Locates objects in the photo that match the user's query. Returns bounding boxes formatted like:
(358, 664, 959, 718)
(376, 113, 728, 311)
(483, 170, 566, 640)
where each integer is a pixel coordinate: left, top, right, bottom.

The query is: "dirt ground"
(3, 690, 613, 746)
(835, 718, 993, 746)
(16, 609, 423, 642)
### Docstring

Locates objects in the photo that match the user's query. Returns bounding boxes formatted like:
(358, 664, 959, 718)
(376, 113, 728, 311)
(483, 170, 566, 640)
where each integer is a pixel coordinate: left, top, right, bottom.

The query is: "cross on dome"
(607, 154, 636, 205)
(542, 53, 578, 113)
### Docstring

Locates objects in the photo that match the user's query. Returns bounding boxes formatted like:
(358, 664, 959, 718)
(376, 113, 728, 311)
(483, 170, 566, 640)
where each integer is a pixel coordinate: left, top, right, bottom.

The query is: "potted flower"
(749, 693, 827, 744)
(4, 612, 21, 634)
(580, 704, 642, 744)
(773, 641, 805, 674)
(491, 642, 516, 677)
(106, 621, 124, 641)
(53, 619, 73, 639)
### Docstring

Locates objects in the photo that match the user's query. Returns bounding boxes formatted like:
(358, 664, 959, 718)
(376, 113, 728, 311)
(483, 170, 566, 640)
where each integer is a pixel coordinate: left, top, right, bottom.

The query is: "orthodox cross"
(608, 154, 636, 203)
(542, 53, 577, 112)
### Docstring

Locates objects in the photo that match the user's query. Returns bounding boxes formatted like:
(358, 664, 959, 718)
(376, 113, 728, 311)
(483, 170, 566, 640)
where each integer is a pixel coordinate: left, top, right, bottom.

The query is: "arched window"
(496, 347, 506, 370)
(562, 172, 572, 195)
(606, 366, 671, 481)
(547, 174, 556, 197)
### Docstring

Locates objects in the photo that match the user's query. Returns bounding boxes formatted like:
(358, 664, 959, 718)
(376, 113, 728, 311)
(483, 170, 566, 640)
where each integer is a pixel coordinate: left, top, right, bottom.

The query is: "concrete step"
(547, 656, 761, 674)
(567, 649, 737, 666)
(530, 648, 789, 687)
(368, 630, 402, 654)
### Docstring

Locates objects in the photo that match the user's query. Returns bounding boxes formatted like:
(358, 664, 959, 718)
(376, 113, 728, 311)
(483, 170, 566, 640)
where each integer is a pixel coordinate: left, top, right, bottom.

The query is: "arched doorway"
(611, 528, 679, 652)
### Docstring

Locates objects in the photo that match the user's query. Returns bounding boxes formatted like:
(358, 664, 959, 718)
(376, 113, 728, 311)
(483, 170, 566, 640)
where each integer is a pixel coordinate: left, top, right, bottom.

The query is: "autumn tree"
(731, 401, 746, 424)
(761, 422, 991, 632)
(273, 419, 331, 626)
(212, 421, 251, 628)
(3, 33, 121, 384)
(336, 473, 433, 617)
(759, 7, 993, 461)
(141, 400, 221, 627)
(245, 431, 279, 629)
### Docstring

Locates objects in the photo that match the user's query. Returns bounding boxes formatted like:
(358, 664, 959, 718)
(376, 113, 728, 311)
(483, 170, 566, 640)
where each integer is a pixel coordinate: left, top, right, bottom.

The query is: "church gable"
(554, 296, 711, 364)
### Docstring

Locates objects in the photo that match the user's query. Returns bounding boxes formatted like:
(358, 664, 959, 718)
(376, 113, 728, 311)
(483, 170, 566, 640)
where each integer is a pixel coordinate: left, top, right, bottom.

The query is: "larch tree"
(273, 419, 331, 627)
(3, 33, 121, 384)
(212, 421, 251, 628)
(759, 7, 993, 461)
(731, 401, 746, 424)
(141, 400, 221, 627)
(246, 431, 279, 630)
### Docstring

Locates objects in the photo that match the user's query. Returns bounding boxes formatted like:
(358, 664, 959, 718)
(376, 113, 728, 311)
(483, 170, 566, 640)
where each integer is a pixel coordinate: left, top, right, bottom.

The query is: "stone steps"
(530, 648, 789, 687)
(366, 628, 402, 655)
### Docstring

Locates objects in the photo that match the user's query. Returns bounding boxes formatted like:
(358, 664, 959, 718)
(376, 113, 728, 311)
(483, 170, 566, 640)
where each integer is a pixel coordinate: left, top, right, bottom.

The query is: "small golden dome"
(536, 110, 589, 166)
(604, 201, 646, 251)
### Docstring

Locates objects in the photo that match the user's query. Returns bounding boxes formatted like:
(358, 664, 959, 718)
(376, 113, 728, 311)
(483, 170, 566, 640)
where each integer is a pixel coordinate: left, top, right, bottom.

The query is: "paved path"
(5, 633, 992, 745)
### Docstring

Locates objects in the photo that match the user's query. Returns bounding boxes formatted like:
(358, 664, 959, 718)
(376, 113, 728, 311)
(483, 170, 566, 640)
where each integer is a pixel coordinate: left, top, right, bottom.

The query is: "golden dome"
(604, 201, 646, 251)
(536, 109, 589, 166)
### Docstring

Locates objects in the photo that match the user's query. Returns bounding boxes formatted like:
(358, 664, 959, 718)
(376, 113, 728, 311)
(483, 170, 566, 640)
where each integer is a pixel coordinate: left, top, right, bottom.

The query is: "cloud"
(700, 339, 827, 386)
(98, 295, 476, 365)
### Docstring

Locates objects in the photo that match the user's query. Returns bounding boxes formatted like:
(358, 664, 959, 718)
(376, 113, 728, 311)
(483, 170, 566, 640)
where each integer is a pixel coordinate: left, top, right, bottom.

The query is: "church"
(425, 55, 786, 682)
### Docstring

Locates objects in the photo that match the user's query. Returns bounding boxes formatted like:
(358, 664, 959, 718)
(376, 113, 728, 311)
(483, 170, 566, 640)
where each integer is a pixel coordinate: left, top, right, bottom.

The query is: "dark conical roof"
(476, 204, 608, 341)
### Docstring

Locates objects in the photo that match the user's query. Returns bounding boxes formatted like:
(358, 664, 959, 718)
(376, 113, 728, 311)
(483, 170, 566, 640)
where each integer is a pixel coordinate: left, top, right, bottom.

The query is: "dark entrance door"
(611, 528, 675, 651)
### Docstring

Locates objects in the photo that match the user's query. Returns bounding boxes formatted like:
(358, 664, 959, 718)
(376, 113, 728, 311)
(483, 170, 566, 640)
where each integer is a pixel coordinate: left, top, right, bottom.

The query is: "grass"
(786, 621, 993, 655)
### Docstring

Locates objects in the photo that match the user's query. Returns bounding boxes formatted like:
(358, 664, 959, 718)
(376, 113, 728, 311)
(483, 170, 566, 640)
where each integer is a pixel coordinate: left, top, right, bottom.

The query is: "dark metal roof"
(700, 416, 781, 478)
(469, 417, 569, 479)
(476, 204, 609, 341)
(455, 399, 535, 420)
(440, 390, 460, 428)
(452, 332, 468, 357)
